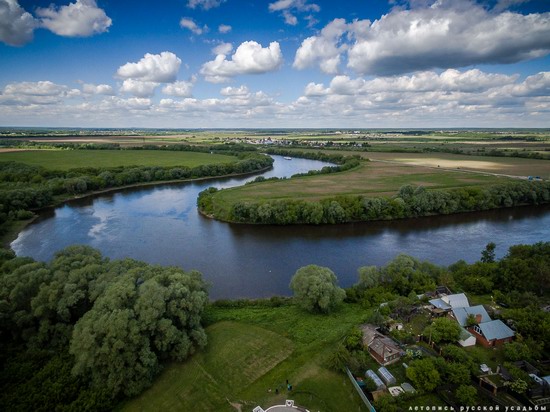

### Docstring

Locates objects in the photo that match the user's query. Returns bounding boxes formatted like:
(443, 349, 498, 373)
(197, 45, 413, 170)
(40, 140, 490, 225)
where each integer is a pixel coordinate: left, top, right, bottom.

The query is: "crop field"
(358, 152, 550, 178)
(0, 149, 237, 170)
(122, 305, 369, 412)
(210, 161, 512, 211)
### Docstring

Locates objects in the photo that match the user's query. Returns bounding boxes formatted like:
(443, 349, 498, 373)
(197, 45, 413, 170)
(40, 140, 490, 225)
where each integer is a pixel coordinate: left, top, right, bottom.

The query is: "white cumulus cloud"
(200, 41, 283, 83)
(294, 0, 550, 76)
(187, 0, 225, 10)
(1, 80, 80, 105)
(0, 0, 36, 46)
(180, 17, 208, 35)
(293, 18, 348, 74)
(36, 0, 111, 37)
(218, 24, 231, 34)
(212, 42, 233, 55)
(116, 52, 182, 83)
(268, 0, 320, 25)
(348, 1, 550, 75)
(162, 78, 196, 97)
(220, 85, 250, 96)
(81, 83, 115, 95)
(119, 79, 159, 98)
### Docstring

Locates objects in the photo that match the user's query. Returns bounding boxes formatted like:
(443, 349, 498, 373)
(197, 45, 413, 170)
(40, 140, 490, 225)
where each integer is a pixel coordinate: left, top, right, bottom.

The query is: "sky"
(0, 0, 549, 128)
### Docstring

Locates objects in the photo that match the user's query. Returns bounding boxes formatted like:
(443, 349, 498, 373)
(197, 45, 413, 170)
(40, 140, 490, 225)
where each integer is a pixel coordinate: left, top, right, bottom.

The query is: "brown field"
(341, 151, 550, 178)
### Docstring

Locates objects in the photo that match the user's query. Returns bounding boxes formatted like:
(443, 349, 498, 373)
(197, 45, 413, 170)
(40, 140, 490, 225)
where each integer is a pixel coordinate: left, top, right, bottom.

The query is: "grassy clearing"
(121, 304, 370, 412)
(211, 160, 509, 210)
(0, 150, 237, 170)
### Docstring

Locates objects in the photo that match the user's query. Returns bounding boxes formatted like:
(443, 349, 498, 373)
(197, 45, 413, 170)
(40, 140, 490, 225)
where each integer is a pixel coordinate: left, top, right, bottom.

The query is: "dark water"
(11, 156, 550, 299)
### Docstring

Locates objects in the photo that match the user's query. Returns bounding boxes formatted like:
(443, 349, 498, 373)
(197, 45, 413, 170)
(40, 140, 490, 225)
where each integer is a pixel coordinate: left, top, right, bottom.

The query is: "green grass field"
(0, 150, 237, 170)
(121, 304, 370, 412)
(209, 160, 512, 216)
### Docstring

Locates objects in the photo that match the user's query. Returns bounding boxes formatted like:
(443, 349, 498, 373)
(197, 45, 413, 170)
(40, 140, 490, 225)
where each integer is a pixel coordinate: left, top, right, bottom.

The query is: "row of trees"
(202, 180, 550, 224)
(0, 139, 255, 153)
(0, 246, 209, 410)
(450, 241, 550, 297)
(0, 151, 273, 232)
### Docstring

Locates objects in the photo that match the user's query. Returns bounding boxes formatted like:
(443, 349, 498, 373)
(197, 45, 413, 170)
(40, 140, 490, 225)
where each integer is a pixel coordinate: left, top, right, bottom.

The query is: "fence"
(345, 367, 376, 412)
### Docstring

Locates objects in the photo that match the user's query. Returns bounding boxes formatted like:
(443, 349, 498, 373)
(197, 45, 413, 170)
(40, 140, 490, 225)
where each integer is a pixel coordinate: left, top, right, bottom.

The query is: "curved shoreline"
(3, 165, 273, 249)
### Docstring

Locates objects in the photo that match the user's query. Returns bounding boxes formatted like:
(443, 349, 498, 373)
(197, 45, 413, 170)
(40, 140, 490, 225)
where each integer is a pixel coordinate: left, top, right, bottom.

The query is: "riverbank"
(2, 165, 273, 249)
(198, 159, 550, 225)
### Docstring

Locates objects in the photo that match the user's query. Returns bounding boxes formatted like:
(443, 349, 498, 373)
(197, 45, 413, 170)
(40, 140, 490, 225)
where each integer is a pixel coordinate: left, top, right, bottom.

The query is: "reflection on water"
(11, 156, 550, 299)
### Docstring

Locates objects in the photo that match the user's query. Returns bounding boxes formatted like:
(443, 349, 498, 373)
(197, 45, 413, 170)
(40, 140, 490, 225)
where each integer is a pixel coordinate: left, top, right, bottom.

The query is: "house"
(436, 294, 515, 347)
(360, 324, 404, 366)
(470, 319, 515, 347)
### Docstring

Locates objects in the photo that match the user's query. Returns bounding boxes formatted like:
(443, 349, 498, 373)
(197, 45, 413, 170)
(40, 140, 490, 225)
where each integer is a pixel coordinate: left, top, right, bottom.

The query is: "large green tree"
(406, 358, 441, 392)
(289, 265, 345, 313)
(424, 317, 461, 344)
(70, 267, 208, 397)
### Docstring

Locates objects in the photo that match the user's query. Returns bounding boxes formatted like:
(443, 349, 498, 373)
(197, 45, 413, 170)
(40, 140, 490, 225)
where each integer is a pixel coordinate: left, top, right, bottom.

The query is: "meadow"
(121, 304, 370, 412)
(0, 149, 237, 170)
(208, 159, 515, 216)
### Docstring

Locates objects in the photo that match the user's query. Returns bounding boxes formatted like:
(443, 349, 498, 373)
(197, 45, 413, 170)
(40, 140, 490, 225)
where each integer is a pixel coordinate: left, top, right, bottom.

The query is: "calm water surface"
(11, 156, 550, 299)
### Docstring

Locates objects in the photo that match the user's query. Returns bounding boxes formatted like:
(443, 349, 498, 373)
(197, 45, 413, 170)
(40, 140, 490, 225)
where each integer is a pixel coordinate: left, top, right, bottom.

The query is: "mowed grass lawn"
(211, 161, 511, 211)
(121, 304, 370, 412)
(0, 149, 238, 170)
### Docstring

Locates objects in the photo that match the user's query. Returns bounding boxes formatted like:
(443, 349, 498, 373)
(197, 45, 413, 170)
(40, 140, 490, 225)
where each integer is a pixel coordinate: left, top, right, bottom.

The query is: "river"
(11, 155, 550, 299)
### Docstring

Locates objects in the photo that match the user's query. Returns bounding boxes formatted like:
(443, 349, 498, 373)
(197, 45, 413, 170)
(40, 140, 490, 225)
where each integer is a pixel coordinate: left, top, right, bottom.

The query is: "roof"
(478, 320, 515, 341)
(369, 336, 401, 360)
(459, 327, 475, 341)
(429, 293, 469, 310)
(360, 324, 381, 346)
(452, 305, 491, 326)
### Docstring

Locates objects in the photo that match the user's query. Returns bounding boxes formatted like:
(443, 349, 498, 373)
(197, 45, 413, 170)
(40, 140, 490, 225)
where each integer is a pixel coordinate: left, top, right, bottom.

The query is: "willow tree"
(290, 265, 345, 314)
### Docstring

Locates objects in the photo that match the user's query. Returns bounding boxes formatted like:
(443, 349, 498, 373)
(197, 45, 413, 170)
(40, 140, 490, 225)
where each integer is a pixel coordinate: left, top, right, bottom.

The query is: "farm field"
(209, 160, 512, 213)
(122, 305, 369, 412)
(355, 152, 550, 178)
(0, 149, 238, 170)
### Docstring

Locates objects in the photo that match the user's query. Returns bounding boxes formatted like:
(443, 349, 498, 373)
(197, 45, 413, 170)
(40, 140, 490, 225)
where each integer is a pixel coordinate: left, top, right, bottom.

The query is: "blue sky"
(1, 0, 549, 128)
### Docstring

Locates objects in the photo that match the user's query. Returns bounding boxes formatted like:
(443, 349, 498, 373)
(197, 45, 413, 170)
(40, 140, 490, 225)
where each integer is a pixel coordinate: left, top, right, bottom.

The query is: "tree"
(424, 318, 461, 344)
(481, 242, 496, 263)
(445, 362, 471, 385)
(455, 385, 478, 405)
(344, 328, 364, 351)
(374, 394, 398, 412)
(70, 267, 208, 397)
(289, 265, 346, 313)
(356, 265, 380, 289)
(406, 358, 441, 392)
(504, 340, 541, 362)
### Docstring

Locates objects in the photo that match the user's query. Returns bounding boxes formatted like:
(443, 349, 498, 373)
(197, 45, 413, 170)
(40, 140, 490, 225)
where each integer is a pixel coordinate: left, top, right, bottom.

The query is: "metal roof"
(478, 320, 515, 340)
(429, 293, 469, 310)
(452, 305, 491, 326)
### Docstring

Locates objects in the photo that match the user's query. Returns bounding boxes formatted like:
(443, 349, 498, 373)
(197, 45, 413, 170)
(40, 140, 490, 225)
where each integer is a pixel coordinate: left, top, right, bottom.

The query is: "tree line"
(0, 150, 273, 234)
(199, 179, 550, 225)
(0, 245, 209, 411)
